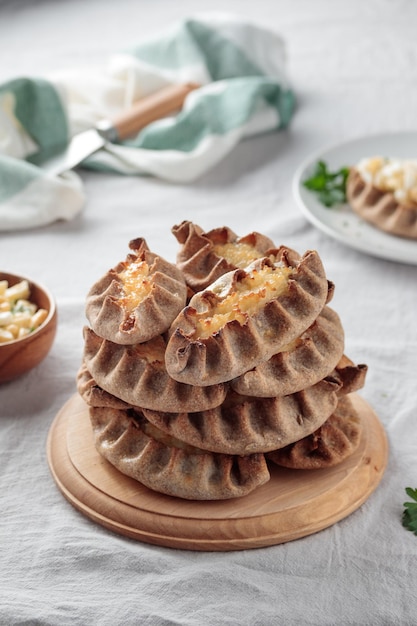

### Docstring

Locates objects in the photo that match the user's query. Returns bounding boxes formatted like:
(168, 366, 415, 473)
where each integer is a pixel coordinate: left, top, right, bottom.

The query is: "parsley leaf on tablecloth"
(402, 487, 417, 535)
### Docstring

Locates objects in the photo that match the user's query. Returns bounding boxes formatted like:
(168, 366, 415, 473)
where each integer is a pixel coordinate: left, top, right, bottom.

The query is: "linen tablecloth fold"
(0, 14, 295, 231)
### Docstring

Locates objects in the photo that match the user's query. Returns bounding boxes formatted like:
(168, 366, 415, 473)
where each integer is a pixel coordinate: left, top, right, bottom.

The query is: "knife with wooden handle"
(42, 82, 200, 176)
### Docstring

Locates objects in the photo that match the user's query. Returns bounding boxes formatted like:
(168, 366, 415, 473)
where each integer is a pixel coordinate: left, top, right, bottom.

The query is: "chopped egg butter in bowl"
(0, 272, 57, 383)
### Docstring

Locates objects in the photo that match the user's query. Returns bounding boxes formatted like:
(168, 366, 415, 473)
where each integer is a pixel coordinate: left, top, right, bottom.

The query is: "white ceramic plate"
(292, 131, 417, 265)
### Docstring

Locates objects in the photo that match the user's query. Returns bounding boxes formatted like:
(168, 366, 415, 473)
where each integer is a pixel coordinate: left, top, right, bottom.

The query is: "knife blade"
(42, 82, 200, 176)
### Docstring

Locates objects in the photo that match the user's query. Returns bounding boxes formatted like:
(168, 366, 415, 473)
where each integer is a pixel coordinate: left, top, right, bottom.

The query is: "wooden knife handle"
(107, 82, 200, 141)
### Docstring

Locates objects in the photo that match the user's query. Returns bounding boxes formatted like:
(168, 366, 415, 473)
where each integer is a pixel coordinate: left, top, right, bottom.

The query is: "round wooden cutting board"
(47, 393, 388, 551)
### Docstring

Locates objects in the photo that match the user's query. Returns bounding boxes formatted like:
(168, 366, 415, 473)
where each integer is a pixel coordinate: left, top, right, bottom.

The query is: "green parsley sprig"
(303, 160, 350, 207)
(402, 487, 417, 535)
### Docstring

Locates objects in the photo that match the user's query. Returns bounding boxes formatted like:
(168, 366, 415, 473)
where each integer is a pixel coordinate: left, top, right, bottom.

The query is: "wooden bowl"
(0, 272, 57, 383)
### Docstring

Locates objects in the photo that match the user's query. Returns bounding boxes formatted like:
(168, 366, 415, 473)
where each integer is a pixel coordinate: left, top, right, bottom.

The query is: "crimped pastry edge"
(230, 306, 345, 397)
(165, 247, 330, 386)
(142, 377, 342, 455)
(89, 406, 270, 500)
(85, 238, 188, 345)
(266, 395, 362, 469)
(172, 220, 277, 291)
(82, 327, 228, 413)
(346, 167, 417, 239)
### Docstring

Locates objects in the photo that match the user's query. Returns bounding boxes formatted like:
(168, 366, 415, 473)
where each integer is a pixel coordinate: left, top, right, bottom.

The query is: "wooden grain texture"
(112, 83, 199, 140)
(47, 393, 388, 551)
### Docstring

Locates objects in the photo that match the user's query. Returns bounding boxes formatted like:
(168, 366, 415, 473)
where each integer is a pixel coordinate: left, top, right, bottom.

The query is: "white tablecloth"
(1, 1, 416, 624)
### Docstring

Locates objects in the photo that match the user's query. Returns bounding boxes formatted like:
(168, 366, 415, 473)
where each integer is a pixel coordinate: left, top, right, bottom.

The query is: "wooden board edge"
(46, 393, 388, 551)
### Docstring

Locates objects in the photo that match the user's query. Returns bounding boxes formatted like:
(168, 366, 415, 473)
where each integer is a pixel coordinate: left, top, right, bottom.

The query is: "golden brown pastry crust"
(346, 167, 417, 239)
(85, 238, 187, 345)
(77, 361, 131, 409)
(82, 327, 227, 412)
(165, 247, 330, 386)
(266, 395, 362, 469)
(88, 406, 270, 500)
(172, 221, 276, 291)
(78, 225, 369, 500)
(142, 378, 341, 455)
(333, 354, 368, 396)
(231, 306, 345, 397)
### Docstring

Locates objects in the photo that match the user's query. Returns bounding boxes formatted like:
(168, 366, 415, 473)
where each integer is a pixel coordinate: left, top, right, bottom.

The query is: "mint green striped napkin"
(0, 15, 295, 230)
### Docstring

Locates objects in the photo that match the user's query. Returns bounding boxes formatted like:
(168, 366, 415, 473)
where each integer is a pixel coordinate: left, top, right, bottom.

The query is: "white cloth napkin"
(0, 14, 295, 231)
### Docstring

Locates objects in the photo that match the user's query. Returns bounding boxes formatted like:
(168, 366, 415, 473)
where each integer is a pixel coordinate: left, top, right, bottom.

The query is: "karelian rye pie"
(78, 352, 366, 457)
(85, 238, 187, 345)
(141, 353, 366, 456)
(165, 247, 330, 386)
(82, 327, 227, 413)
(172, 220, 276, 291)
(77, 361, 131, 410)
(142, 379, 342, 455)
(230, 306, 345, 397)
(88, 406, 270, 500)
(330, 354, 368, 396)
(77, 224, 368, 501)
(346, 159, 417, 239)
(267, 395, 362, 470)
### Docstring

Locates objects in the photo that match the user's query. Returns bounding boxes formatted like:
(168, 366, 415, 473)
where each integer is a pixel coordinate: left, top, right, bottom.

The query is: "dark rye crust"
(88, 406, 270, 500)
(85, 238, 187, 345)
(77, 362, 131, 410)
(164, 247, 330, 386)
(331, 354, 368, 396)
(79, 353, 365, 457)
(346, 167, 417, 240)
(231, 306, 345, 397)
(172, 220, 276, 291)
(82, 327, 227, 413)
(78, 352, 366, 414)
(142, 378, 342, 455)
(78, 228, 366, 499)
(267, 395, 362, 470)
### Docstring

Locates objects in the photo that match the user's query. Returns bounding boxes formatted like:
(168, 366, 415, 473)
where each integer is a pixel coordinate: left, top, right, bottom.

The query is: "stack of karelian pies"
(77, 221, 368, 501)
